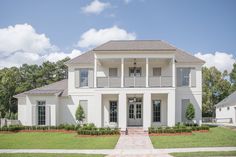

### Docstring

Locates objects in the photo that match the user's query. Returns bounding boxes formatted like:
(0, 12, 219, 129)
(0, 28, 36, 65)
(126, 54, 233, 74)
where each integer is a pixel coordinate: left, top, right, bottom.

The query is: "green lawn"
(0, 132, 119, 149)
(0, 154, 104, 157)
(150, 127, 236, 148)
(171, 151, 236, 157)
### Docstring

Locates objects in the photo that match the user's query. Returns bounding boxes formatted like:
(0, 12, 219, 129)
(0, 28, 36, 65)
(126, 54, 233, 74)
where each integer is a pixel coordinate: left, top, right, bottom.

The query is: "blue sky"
(0, 0, 235, 71)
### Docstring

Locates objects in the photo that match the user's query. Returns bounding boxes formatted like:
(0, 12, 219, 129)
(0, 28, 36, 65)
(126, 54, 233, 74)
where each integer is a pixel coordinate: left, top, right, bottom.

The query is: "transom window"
(109, 101, 117, 123)
(153, 67, 161, 77)
(109, 68, 118, 77)
(129, 67, 141, 77)
(153, 100, 161, 122)
(80, 69, 88, 87)
(37, 101, 46, 125)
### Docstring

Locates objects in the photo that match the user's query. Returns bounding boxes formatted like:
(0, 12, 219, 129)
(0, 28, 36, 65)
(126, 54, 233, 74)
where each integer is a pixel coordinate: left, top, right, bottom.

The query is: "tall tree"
(230, 63, 236, 93)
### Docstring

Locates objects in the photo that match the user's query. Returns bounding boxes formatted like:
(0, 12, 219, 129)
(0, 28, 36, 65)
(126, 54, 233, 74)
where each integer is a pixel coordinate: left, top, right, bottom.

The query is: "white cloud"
(77, 25, 136, 48)
(0, 24, 82, 68)
(194, 52, 236, 73)
(124, 0, 132, 4)
(44, 49, 82, 62)
(0, 24, 56, 56)
(82, 0, 110, 14)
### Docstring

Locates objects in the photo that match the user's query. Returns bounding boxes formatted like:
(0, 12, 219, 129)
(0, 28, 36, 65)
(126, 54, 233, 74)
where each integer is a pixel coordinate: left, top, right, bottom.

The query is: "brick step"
(127, 127, 146, 135)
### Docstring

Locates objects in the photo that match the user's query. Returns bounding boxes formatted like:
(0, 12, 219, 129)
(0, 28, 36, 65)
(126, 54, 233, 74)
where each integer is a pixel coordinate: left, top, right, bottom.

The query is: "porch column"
(118, 93, 127, 131)
(143, 92, 151, 131)
(93, 93, 102, 127)
(172, 57, 175, 87)
(167, 90, 175, 126)
(146, 58, 149, 87)
(94, 55, 97, 88)
(121, 58, 124, 88)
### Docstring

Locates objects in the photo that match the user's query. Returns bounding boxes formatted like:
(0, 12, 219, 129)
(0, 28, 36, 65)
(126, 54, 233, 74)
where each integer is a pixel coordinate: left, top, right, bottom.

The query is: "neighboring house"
(215, 91, 236, 125)
(14, 40, 204, 131)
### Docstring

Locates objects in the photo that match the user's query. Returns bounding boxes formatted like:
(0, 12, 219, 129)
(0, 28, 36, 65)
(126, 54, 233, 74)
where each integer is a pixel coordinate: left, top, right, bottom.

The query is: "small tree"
(75, 105, 85, 124)
(185, 103, 195, 123)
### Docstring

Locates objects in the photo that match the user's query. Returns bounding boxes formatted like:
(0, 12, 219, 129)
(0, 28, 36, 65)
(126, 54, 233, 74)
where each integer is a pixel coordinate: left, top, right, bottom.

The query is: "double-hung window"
(129, 67, 141, 77)
(153, 67, 161, 77)
(153, 100, 161, 122)
(37, 101, 46, 125)
(177, 68, 190, 86)
(109, 68, 118, 77)
(109, 101, 118, 123)
(80, 69, 88, 87)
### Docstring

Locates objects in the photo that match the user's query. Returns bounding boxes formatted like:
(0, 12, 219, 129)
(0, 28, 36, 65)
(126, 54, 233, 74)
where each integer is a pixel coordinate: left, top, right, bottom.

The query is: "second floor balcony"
(95, 57, 175, 88)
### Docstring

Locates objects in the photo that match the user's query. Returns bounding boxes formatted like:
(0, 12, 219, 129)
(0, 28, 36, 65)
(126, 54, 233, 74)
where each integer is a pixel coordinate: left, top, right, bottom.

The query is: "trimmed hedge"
(148, 125, 210, 134)
(77, 123, 120, 135)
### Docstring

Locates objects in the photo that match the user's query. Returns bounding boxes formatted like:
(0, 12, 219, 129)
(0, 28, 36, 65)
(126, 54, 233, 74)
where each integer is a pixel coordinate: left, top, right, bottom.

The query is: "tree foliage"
(0, 57, 70, 118)
(75, 105, 85, 124)
(185, 103, 195, 121)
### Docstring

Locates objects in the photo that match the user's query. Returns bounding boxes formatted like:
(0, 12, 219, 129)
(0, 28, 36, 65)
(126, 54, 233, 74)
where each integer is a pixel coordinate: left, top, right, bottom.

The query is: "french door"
(128, 102, 142, 126)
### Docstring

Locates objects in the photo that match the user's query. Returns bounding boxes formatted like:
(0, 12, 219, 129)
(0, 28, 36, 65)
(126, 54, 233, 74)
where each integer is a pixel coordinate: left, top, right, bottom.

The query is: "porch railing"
(149, 76, 172, 87)
(124, 77, 146, 88)
(97, 77, 121, 88)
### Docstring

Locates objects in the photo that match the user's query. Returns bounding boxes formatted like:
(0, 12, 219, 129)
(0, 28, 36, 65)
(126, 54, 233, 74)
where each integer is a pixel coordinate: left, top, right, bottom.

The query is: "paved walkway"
(1, 147, 236, 156)
(115, 134, 153, 149)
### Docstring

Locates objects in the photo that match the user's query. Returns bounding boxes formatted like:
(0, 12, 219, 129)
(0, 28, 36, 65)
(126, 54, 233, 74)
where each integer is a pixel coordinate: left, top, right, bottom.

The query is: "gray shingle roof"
(14, 79, 68, 98)
(216, 91, 236, 108)
(94, 40, 176, 51)
(66, 40, 205, 64)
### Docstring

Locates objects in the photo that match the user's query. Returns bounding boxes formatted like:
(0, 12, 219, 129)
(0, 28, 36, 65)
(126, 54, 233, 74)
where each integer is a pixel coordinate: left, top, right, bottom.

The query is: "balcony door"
(127, 98, 142, 126)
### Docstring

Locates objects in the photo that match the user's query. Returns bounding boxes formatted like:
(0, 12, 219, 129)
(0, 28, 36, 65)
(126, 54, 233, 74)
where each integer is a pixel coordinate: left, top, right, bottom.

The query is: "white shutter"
(88, 69, 94, 88)
(32, 106, 37, 126)
(191, 68, 196, 87)
(75, 69, 80, 88)
(46, 106, 50, 126)
(177, 68, 182, 87)
(181, 99, 190, 122)
(79, 100, 88, 123)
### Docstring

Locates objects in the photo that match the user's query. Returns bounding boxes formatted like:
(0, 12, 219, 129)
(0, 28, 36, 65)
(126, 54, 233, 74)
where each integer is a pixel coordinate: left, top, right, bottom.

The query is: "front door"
(128, 101, 143, 126)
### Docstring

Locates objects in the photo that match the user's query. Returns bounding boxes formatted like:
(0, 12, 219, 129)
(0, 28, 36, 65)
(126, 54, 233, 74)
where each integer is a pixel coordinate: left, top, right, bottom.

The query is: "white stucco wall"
(216, 105, 236, 124)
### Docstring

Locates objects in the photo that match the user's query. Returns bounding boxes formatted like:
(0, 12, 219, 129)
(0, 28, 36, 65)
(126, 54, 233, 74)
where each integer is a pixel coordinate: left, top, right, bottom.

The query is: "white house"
(15, 40, 204, 131)
(215, 91, 236, 125)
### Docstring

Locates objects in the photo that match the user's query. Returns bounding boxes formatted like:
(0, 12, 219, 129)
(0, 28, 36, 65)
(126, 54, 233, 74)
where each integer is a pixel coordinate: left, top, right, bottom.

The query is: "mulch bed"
(192, 130, 209, 133)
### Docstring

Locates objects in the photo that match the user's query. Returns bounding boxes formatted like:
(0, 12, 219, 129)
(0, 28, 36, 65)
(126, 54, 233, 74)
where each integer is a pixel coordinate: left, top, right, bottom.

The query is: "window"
(80, 69, 88, 87)
(153, 100, 161, 122)
(110, 101, 117, 123)
(177, 68, 190, 86)
(37, 101, 46, 125)
(153, 67, 161, 77)
(109, 68, 118, 77)
(129, 67, 141, 77)
(227, 107, 230, 110)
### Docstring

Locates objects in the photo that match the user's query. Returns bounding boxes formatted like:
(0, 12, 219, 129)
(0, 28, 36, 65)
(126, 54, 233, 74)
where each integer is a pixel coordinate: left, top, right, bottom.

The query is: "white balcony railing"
(149, 76, 172, 87)
(97, 77, 121, 88)
(124, 77, 146, 88)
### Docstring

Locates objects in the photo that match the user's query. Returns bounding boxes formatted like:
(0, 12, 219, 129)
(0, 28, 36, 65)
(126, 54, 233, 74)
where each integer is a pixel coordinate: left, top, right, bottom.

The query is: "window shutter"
(32, 106, 37, 126)
(181, 99, 190, 122)
(46, 106, 50, 126)
(177, 68, 182, 87)
(191, 68, 196, 87)
(88, 69, 94, 88)
(75, 69, 80, 88)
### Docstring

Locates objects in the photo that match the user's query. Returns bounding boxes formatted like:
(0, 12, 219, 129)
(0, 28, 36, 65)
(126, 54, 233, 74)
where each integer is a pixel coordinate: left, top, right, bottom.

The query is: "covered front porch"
(101, 91, 175, 131)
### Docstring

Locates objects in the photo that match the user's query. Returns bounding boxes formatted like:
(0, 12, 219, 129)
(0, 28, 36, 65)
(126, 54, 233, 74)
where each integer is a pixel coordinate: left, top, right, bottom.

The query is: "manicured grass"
(150, 127, 236, 148)
(0, 132, 119, 149)
(0, 154, 104, 157)
(171, 151, 236, 157)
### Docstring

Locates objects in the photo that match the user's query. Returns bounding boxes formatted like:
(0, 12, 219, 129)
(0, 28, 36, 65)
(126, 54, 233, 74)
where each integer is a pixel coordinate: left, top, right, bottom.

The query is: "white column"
(121, 58, 124, 88)
(167, 90, 175, 126)
(143, 92, 151, 131)
(93, 93, 102, 127)
(118, 93, 127, 131)
(146, 58, 149, 87)
(94, 55, 97, 88)
(172, 57, 176, 87)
